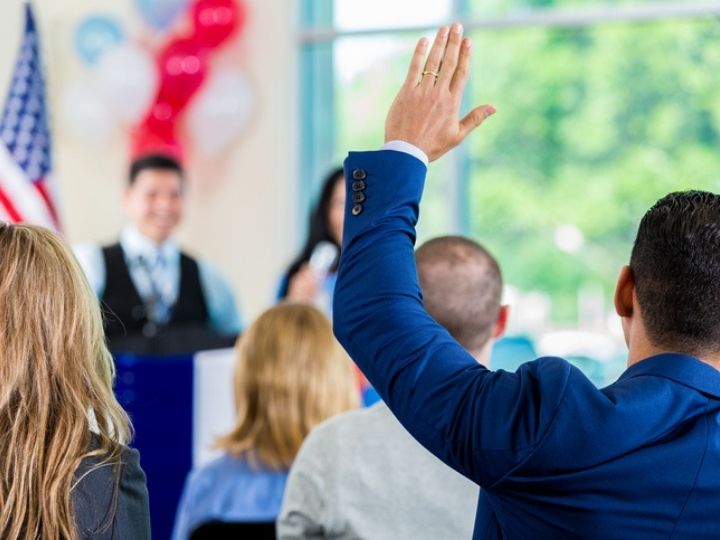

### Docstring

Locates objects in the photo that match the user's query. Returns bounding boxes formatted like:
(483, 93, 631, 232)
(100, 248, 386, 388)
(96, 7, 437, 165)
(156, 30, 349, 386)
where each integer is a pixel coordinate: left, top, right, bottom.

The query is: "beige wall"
(0, 0, 299, 321)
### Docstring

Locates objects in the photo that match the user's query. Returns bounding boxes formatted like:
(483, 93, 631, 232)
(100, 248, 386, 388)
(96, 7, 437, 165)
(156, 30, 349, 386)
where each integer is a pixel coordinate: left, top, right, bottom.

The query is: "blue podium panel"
(115, 354, 194, 540)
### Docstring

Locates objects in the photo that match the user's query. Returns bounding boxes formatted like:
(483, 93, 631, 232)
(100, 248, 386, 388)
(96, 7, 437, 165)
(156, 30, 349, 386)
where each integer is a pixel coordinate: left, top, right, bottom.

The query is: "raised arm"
(333, 25, 575, 486)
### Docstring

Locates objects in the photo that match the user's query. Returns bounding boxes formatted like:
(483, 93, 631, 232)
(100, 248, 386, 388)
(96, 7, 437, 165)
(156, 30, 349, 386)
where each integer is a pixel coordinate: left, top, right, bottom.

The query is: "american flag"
(0, 3, 59, 229)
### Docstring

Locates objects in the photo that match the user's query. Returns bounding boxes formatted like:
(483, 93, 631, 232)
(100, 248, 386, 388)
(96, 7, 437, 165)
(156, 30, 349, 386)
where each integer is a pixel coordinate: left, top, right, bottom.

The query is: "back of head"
(630, 190, 720, 356)
(129, 153, 184, 185)
(416, 236, 503, 354)
(217, 303, 359, 469)
(0, 223, 130, 540)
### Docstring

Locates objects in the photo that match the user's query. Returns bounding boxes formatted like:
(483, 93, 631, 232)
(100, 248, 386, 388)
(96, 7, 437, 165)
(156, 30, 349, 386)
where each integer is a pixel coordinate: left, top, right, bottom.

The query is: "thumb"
(459, 104, 496, 140)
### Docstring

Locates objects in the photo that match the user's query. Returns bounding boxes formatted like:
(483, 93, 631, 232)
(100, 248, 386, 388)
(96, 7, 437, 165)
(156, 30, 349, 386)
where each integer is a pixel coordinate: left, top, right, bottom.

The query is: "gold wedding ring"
(421, 70, 440, 79)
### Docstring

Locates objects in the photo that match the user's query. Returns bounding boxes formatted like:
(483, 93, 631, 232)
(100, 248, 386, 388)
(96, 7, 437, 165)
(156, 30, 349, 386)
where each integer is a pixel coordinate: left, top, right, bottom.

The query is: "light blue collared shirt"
(73, 226, 242, 335)
(172, 453, 287, 540)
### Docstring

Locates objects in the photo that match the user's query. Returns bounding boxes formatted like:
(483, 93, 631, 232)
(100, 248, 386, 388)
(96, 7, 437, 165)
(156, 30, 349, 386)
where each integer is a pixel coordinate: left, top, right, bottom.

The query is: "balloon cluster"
(65, 0, 251, 159)
(134, 0, 246, 157)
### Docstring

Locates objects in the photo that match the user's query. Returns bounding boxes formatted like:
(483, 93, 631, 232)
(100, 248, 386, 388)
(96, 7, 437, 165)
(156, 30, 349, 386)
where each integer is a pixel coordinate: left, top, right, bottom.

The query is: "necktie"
(146, 251, 171, 324)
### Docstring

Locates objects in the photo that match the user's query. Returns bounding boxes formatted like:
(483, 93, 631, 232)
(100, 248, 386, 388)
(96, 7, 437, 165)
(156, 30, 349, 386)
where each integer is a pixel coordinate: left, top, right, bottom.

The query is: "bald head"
(416, 236, 503, 356)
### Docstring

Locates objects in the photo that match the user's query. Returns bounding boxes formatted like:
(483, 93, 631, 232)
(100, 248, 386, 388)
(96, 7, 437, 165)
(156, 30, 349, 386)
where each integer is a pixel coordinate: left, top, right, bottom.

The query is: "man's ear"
(492, 305, 510, 339)
(614, 265, 635, 318)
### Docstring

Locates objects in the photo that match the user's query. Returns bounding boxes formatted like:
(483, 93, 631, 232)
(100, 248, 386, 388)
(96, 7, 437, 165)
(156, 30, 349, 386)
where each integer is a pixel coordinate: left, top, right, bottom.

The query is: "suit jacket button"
(352, 169, 367, 180)
(351, 180, 366, 192)
(352, 192, 366, 203)
(351, 204, 363, 216)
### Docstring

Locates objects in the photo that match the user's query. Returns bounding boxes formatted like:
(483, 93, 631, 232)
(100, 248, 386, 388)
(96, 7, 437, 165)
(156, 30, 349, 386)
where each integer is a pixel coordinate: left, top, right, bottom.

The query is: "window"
(299, 1, 720, 384)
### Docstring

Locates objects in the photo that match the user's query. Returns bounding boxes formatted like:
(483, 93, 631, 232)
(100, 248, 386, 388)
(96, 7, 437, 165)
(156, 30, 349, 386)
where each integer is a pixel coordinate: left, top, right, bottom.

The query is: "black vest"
(100, 243, 210, 352)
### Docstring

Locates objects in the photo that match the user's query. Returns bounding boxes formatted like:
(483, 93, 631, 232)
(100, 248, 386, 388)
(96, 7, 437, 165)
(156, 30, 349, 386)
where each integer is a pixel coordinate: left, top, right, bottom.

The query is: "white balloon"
(186, 70, 253, 157)
(94, 44, 158, 125)
(61, 82, 114, 144)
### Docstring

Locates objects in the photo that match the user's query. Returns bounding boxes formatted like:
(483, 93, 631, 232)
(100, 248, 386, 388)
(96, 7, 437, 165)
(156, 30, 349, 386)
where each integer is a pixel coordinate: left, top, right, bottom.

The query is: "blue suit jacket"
(333, 150, 720, 539)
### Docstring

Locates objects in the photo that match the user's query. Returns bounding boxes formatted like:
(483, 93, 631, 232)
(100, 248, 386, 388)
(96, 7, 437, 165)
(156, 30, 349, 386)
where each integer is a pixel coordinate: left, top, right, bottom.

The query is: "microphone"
(307, 242, 339, 314)
(309, 241, 339, 275)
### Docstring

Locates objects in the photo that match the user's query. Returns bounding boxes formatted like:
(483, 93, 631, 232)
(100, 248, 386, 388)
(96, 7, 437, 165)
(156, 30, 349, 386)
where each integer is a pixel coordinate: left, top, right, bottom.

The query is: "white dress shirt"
(381, 140, 429, 166)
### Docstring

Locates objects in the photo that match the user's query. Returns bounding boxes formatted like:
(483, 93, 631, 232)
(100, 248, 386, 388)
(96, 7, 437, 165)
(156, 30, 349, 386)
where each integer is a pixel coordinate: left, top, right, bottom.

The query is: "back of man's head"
(129, 153, 184, 186)
(416, 236, 503, 356)
(630, 190, 720, 356)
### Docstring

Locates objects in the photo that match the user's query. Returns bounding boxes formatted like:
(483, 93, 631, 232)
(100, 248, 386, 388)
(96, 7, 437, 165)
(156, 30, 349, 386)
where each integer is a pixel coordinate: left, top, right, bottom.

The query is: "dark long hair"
(278, 166, 344, 299)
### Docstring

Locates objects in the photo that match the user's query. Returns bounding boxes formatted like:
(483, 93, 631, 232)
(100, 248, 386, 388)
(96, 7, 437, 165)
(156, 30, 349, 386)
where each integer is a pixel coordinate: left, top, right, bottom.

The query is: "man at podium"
(75, 153, 241, 355)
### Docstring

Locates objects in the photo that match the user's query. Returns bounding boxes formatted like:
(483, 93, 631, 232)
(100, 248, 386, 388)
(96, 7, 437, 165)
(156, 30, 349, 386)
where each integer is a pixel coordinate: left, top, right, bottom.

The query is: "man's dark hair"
(129, 154, 184, 185)
(630, 190, 720, 355)
(416, 236, 503, 354)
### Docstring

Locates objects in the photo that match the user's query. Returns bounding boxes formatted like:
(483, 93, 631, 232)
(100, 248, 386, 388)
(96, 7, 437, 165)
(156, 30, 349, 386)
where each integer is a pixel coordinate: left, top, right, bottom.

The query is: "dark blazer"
(73, 444, 151, 539)
(333, 149, 720, 539)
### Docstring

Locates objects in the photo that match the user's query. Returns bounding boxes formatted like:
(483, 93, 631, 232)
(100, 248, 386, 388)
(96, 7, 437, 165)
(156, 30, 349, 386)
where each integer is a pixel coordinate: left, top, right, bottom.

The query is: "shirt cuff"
(380, 140, 429, 167)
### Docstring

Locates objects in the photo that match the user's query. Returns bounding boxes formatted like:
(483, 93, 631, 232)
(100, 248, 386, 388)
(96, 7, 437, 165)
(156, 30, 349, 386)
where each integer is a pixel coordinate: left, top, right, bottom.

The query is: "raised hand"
(384, 23, 495, 162)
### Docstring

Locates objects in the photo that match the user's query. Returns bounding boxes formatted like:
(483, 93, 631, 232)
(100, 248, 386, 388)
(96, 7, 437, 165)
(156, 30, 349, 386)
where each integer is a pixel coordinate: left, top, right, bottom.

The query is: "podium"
(115, 349, 236, 540)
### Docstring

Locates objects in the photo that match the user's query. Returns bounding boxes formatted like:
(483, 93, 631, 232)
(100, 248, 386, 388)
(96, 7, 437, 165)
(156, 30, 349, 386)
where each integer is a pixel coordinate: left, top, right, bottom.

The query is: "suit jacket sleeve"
(333, 150, 577, 487)
(74, 445, 151, 540)
(113, 446, 151, 539)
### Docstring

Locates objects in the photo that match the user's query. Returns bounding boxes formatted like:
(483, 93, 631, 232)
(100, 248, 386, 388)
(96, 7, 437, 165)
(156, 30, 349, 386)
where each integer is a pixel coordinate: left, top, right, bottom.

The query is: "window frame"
(297, 1, 720, 234)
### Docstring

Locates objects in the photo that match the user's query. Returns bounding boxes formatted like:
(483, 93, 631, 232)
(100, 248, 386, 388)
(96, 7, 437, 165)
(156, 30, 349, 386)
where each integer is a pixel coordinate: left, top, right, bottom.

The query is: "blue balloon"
(135, 0, 190, 31)
(74, 15, 124, 66)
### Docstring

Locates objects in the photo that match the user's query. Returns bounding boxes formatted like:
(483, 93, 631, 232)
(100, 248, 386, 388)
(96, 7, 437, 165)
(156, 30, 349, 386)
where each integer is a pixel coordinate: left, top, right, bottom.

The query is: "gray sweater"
(278, 402, 478, 539)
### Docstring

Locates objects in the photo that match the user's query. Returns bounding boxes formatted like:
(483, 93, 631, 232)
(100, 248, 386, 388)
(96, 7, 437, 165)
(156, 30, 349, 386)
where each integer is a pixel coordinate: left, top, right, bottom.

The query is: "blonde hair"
(217, 303, 359, 469)
(0, 223, 131, 540)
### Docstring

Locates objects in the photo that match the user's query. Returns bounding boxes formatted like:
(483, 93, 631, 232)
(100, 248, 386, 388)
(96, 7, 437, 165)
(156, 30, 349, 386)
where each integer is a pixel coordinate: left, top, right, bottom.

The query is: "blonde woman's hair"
(0, 223, 131, 540)
(217, 303, 359, 469)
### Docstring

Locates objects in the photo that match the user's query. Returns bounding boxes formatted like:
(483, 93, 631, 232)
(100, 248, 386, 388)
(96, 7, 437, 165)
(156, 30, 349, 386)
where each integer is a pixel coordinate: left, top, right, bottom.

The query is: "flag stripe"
(0, 182, 24, 222)
(0, 143, 54, 228)
(33, 179, 59, 229)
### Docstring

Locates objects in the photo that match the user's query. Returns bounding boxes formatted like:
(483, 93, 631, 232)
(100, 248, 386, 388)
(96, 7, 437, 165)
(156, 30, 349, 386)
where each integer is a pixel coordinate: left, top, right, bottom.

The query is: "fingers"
(389, 25, 492, 158)
(420, 26, 449, 87)
(459, 105, 496, 140)
(437, 23, 464, 88)
(450, 37, 472, 95)
(404, 37, 429, 87)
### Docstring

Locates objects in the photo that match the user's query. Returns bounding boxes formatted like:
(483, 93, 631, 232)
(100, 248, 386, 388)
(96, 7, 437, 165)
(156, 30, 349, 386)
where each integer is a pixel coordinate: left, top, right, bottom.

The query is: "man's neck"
(627, 342, 720, 370)
(472, 341, 493, 368)
(121, 226, 174, 251)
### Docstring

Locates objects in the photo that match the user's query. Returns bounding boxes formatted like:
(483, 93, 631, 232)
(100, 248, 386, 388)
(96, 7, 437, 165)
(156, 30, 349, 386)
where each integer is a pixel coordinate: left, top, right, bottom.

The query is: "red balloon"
(156, 37, 208, 113)
(192, 0, 243, 49)
(131, 120, 183, 160)
(129, 0, 247, 158)
(131, 109, 183, 159)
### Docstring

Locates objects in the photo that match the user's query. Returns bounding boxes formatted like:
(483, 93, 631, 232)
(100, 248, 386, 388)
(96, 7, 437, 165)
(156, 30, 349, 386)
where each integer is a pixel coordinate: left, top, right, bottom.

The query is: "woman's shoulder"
(176, 453, 288, 530)
(188, 453, 261, 483)
(74, 441, 145, 492)
(76, 441, 140, 470)
(187, 453, 286, 493)
(73, 442, 150, 540)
